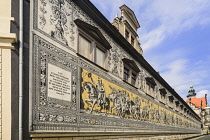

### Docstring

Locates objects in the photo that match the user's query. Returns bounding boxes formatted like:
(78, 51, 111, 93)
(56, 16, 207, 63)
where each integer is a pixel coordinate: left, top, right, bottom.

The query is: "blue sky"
(90, 0, 210, 104)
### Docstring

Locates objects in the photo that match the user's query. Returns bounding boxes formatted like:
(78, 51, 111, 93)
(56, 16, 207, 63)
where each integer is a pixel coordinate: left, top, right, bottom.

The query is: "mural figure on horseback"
(83, 73, 109, 113)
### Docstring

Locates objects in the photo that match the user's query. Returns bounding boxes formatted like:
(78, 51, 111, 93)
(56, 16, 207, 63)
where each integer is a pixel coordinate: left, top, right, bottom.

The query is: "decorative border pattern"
(32, 34, 78, 130)
(33, 0, 76, 52)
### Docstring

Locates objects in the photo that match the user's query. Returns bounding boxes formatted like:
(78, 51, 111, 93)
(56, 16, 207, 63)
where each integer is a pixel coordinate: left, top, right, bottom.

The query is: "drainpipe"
(19, 0, 23, 139)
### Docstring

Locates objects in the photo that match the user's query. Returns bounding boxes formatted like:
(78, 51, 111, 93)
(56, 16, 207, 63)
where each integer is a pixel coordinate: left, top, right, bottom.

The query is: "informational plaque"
(48, 63, 72, 101)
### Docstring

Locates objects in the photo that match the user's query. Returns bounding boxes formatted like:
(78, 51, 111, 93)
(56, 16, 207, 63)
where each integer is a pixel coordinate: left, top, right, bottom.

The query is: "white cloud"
(197, 90, 209, 98)
(139, 0, 210, 52)
(152, 56, 210, 100)
(140, 26, 165, 51)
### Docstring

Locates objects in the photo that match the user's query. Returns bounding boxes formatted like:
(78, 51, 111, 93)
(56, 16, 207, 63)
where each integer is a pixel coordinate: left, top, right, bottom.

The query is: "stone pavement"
(188, 135, 210, 140)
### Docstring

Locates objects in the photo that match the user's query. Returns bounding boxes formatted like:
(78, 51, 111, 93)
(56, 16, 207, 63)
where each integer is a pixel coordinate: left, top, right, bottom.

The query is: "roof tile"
(186, 97, 207, 109)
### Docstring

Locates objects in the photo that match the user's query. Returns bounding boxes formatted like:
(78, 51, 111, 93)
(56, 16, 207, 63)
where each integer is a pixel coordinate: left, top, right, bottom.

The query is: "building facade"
(1, 0, 203, 140)
(201, 107, 210, 134)
(0, 0, 17, 139)
(185, 86, 210, 134)
(186, 86, 207, 117)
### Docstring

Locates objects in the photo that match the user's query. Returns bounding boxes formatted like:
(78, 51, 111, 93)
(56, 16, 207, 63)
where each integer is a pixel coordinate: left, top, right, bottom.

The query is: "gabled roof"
(186, 96, 207, 109)
(120, 4, 140, 29)
(74, 19, 112, 50)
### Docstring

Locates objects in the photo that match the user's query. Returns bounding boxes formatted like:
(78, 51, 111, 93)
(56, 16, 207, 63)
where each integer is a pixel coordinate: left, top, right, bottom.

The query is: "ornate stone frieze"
(31, 34, 199, 132)
(34, 0, 76, 50)
(31, 0, 200, 133)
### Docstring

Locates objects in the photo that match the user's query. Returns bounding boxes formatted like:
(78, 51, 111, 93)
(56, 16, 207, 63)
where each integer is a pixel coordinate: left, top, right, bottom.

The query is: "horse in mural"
(131, 97, 142, 119)
(83, 82, 109, 113)
(108, 88, 133, 118)
(141, 106, 149, 119)
(108, 90, 122, 116)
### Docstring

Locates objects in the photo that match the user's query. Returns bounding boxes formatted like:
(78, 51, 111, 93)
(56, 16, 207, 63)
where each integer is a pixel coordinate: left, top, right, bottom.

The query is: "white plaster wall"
(0, 48, 2, 140)
(1, 48, 11, 140)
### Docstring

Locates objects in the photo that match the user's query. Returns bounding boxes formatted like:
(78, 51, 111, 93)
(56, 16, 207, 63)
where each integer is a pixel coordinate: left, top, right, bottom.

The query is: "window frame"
(78, 32, 108, 69)
(123, 66, 130, 82)
(131, 36, 135, 46)
(125, 29, 129, 41)
(78, 33, 92, 60)
(122, 59, 140, 87)
(94, 43, 107, 68)
(145, 77, 157, 98)
(75, 19, 112, 70)
(159, 88, 167, 104)
(131, 71, 137, 85)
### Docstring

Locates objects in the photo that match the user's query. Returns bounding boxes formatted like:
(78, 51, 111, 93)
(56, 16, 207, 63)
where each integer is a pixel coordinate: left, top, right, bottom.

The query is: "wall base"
(31, 133, 202, 140)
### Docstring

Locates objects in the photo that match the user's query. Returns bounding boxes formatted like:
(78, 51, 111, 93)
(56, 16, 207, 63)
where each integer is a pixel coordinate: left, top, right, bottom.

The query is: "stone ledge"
(0, 32, 17, 43)
(0, 32, 16, 49)
(30, 133, 202, 140)
(30, 132, 201, 138)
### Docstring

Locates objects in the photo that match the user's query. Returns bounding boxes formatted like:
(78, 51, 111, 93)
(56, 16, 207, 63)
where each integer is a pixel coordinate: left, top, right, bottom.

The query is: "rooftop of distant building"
(186, 96, 207, 109)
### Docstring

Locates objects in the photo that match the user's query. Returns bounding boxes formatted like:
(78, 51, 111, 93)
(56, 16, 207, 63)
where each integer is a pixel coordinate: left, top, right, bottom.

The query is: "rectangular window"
(131, 72, 136, 85)
(78, 35, 91, 59)
(76, 19, 112, 71)
(122, 59, 140, 87)
(125, 30, 129, 41)
(124, 67, 129, 82)
(131, 36, 134, 46)
(95, 47, 105, 67)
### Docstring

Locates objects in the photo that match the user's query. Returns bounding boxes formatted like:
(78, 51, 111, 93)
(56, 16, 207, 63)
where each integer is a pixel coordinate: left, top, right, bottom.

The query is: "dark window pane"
(125, 30, 129, 41)
(131, 36, 134, 46)
(124, 67, 129, 82)
(131, 73, 136, 85)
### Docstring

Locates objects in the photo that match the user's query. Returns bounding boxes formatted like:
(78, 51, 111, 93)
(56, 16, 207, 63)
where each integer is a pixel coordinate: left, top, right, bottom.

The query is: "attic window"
(75, 19, 111, 69)
(122, 58, 140, 86)
(125, 30, 129, 41)
(131, 36, 134, 46)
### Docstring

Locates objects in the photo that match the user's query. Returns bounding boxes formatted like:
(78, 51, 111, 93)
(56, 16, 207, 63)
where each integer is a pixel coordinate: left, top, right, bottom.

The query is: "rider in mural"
(89, 74, 106, 107)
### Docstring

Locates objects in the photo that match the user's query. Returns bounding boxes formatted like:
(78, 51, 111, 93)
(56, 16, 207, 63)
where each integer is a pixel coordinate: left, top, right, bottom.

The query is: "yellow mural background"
(81, 69, 198, 129)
